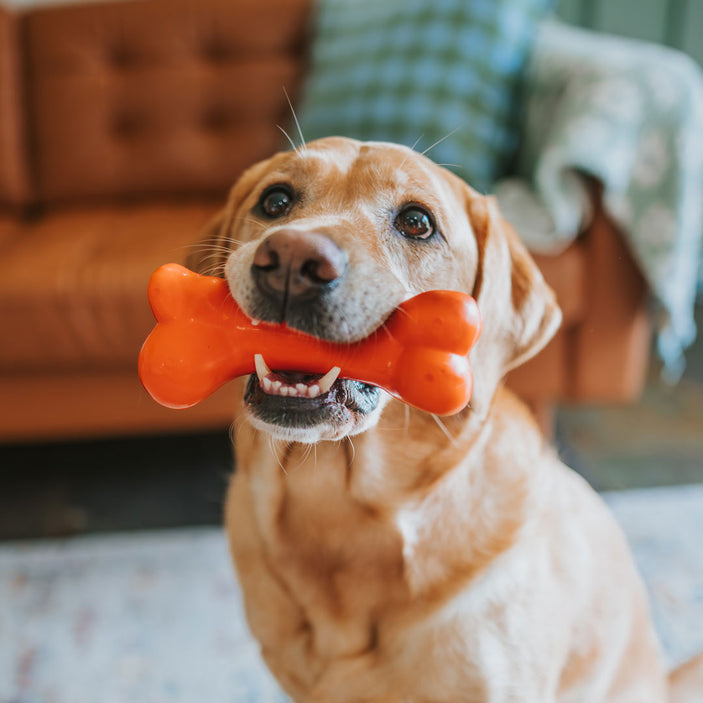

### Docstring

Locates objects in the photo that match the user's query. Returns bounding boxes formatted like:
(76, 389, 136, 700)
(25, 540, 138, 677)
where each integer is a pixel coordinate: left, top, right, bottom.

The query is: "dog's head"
(189, 137, 561, 443)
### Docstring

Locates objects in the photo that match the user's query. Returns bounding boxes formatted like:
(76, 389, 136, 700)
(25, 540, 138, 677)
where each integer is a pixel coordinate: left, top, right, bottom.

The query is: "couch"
(0, 0, 650, 443)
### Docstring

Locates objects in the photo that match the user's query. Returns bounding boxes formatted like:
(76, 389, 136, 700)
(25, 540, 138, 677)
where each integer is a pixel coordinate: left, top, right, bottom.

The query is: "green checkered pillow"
(296, 0, 553, 192)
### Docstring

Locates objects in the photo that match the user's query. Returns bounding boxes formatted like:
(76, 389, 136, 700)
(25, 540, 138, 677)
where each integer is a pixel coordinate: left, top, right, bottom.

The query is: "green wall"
(556, 0, 703, 65)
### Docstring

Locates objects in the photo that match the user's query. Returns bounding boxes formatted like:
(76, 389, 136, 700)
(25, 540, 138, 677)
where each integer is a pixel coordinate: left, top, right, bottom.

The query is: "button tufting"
(107, 42, 139, 70)
(200, 106, 232, 133)
(201, 38, 231, 64)
(111, 111, 145, 139)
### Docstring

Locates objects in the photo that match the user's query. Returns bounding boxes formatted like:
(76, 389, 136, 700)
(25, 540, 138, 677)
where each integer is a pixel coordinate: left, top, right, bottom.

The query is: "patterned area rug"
(2, 485, 702, 703)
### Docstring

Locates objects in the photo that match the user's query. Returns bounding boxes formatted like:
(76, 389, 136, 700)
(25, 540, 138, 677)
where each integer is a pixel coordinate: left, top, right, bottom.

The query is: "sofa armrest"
(507, 186, 651, 409)
(564, 190, 650, 402)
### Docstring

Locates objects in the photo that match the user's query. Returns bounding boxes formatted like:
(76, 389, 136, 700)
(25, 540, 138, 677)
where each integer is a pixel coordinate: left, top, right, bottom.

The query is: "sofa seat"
(0, 200, 219, 371)
(509, 196, 650, 418)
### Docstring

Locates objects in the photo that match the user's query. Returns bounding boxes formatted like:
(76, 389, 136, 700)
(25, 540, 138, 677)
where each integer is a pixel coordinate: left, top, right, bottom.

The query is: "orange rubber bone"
(138, 263, 481, 416)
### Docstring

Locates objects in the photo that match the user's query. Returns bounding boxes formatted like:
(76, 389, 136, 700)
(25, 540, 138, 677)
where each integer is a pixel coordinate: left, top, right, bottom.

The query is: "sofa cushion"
(23, 0, 310, 203)
(0, 201, 220, 371)
(297, 0, 552, 192)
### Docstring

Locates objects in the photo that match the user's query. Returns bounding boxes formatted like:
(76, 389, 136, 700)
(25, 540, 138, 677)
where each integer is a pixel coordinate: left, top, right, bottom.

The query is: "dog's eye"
(394, 205, 435, 241)
(259, 185, 294, 219)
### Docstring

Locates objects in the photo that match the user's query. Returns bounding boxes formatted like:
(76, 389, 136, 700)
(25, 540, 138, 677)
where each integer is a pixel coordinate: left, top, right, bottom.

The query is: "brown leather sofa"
(0, 0, 650, 443)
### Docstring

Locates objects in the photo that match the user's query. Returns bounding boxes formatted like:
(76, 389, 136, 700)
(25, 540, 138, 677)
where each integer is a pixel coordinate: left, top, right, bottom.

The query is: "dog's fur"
(190, 137, 702, 702)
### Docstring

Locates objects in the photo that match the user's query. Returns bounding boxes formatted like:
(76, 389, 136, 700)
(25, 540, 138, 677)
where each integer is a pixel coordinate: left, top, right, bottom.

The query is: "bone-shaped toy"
(138, 263, 482, 416)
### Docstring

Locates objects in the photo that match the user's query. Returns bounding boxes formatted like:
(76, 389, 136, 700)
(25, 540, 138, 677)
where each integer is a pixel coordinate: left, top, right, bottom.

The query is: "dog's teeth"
(254, 354, 271, 382)
(256, 363, 339, 398)
(317, 366, 341, 394)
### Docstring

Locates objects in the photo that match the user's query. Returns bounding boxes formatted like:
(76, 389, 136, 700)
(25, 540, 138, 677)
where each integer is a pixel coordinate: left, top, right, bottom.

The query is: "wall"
(557, 0, 703, 65)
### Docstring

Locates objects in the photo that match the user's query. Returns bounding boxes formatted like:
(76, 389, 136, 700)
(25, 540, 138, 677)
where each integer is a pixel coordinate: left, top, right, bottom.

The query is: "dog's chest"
(259, 442, 408, 658)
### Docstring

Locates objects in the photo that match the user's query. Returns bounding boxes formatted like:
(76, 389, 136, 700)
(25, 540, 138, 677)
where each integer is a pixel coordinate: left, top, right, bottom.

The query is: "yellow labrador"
(190, 137, 702, 702)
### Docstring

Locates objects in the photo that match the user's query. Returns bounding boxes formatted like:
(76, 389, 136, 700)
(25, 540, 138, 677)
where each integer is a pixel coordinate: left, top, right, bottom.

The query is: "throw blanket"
(495, 19, 703, 377)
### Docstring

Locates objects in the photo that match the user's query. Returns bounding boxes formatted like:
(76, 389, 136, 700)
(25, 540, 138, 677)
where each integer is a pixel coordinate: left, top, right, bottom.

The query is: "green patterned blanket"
(496, 20, 703, 376)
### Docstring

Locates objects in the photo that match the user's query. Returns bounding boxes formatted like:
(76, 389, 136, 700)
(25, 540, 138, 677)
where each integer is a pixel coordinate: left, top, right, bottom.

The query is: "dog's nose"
(252, 229, 347, 306)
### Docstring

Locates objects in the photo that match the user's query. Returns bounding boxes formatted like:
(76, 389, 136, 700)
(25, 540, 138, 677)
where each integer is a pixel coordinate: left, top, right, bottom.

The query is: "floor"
(1, 304, 701, 541)
(4, 487, 703, 702)
(558, 302, 703, 491)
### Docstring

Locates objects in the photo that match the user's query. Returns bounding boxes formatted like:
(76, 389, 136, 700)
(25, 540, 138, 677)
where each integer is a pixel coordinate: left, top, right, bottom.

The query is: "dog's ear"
(186, 155, 278, 275)
(466, 192, 562, 415)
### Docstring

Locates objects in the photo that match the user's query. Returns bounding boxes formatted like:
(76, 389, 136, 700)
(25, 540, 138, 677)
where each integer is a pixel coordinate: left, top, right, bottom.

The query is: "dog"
(189, 137, 703, 702)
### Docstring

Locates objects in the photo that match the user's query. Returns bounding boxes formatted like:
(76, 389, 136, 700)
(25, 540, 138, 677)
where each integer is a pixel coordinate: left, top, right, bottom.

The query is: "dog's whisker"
(346, 435, 356, 465)
(218, 235, 249, 246)
(183, 245, 232, 257)
(199, 262, 227, 277)
(378, 319, 399, 345)
(398, 135, 425, 171)
(232, 414, 248, 434)
(283, 86, 307, 154)
(195, 251, 225, 268)
(390, 305, 412, 319)
(185, 241, 238, 254)
(268, 436, 288, 475)
(240, 218, 268, 232)
(201, 267, 223, 278)
(431, 413, 458, 447)
(199, 266, 222, 279)
(228, 419, 239, 447)
(240, 219, 264, 230)
(180, 242, 232, 256)
(193, 251, 231, 265)
(421, 126, 462, 157)
(193, 250, 228, 263)
(201, 258, 226, 271)
(389, 270, 413, 297)
(277, 123, 300, 155)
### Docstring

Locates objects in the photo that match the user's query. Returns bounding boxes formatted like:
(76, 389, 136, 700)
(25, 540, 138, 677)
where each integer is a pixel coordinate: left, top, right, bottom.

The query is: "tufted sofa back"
(0, 0, 311, 206)
(0, 6, 29, 207)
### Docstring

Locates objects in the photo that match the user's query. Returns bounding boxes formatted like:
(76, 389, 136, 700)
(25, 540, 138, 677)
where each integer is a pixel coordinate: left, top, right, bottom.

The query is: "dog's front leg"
(225, 470, 324, 700)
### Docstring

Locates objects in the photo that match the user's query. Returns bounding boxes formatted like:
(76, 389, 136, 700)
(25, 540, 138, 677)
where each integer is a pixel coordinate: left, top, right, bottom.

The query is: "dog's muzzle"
(245, 229, 380, 434)
(250, 228, 347, 332)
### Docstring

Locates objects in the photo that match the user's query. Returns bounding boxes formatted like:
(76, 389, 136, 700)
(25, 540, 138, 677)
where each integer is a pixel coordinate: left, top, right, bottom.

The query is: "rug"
(2, 484, 703, 703)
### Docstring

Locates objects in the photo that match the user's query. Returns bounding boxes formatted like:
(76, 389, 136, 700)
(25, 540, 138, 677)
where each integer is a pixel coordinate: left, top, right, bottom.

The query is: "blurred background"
(0, 0, 701, 540)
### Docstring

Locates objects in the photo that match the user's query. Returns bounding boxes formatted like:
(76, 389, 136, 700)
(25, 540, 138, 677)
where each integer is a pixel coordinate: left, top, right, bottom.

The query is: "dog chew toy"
(138, 264, 481, 416)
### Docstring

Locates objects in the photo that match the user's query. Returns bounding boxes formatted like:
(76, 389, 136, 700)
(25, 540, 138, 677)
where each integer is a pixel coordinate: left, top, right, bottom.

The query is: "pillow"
(296, 0, 553, 193)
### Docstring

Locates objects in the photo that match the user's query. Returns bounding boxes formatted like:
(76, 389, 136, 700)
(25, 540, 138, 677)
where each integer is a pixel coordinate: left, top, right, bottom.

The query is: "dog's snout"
(252, 229, 346, 306)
